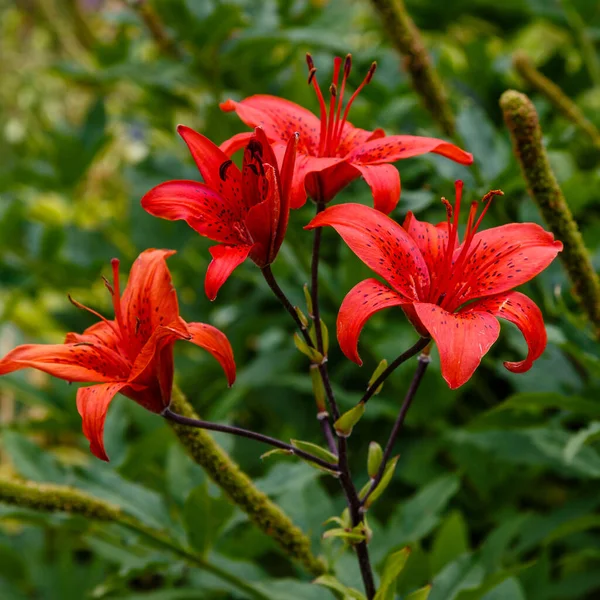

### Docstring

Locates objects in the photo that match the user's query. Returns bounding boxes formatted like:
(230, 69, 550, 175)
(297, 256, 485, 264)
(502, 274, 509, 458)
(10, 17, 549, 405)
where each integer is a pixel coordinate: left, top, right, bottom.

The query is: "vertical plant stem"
(361, 352, 430, 508)
(368, 0, 455, 137)
(127, 0, 182, 59)
(513, 52, 600, 149)
(500, 90, 600, 337)
(168, 386, 326, 576)
(309, 198, 376, 598)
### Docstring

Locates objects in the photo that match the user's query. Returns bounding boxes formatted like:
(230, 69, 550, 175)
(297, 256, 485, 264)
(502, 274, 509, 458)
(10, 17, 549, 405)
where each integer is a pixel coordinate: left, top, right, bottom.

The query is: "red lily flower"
(0, 249, 236, 460)
(141, 126, 297, 300)
(306, 181, 563, 389)
(220, 54, 473, 213)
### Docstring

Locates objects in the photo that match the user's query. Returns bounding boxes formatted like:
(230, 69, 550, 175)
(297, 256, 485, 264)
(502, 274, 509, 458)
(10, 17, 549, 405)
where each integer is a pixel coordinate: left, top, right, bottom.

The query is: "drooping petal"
(120, 249, 181, 354)
(346, 135, 473, 166)
(413, 303, 500, 389)
(76, 382, 129, 461)
(306, 203, 429, 301)
(274, 132, 298, 254)
(461, 291, 546, 373)
(0, 342, 129, 382)
(205, 244, 253, 301)
(451, 223, 563, 306)
(219, 132, 254, 157)
(177, 126, 246, 213)
(337, 279, 406, 365)
(220, 96, 321, 155)
(351, 163, 401, 214)
(271, 147, 345, 208)
(141, 180, 247, 245)
(185, 322, 236, 386)
(402, 211, 449, 278)
(128, 318, 191, 410)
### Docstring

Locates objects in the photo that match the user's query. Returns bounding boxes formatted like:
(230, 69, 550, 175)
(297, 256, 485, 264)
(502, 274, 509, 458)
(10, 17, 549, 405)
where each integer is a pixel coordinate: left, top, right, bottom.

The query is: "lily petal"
(219, 132, 254, 157)
(337, 125, 385, 157)
(186, 322, 236, 386)
(453, 223, 563, 306)
(177, 126, 246, 213)
(306, 203, 429, 301)
(65, 320, 122, 355)
(0, 342, 129, 382)
(346, 135, 473, 166)
(220, 95, 321, 155)
(141, 180, 246, 245)
(129, 318, 191, 410)
(337, 279, 406, 365)
(205, 244, 253, 301)
(461, 291, 546, 373)
(77, 382, 129, 461)
(121, 249, 180, 354)
(352, 163, 401, 214)
(413, 303, 500, 389)
(402, 211, 449, 277)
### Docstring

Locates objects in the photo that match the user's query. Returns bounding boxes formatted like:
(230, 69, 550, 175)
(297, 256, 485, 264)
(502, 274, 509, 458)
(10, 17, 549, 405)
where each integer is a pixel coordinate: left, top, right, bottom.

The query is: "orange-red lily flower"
(0, 249, 236, 460)
(220, 54, 473, 213)
(306, 181, 563, 389)
(142, 126, 297, 300)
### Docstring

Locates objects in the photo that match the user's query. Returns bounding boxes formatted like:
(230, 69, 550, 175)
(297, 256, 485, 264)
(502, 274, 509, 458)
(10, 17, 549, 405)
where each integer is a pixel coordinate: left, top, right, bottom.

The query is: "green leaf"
(368, 359, 388, 395)
(480, 577, 526, 600)
(367, 442, 383, 479)
(563, 421, 600, 463)
(183, 484, 234, 555)
(291, 439, 338, 465)
(430, 511, 470, 574)
(322, 527, 367, 543)
(294, 332, 323, 363)
(406, 584, 432, 600)
(428, 554, 484, 600)
(334, 402, 366, 437)
(374, 547, 410, 600)
(313, 575, 366, 600)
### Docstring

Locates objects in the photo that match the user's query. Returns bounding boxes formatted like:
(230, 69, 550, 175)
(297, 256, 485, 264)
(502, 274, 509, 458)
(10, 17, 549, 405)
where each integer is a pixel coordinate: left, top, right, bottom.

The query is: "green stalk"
(513, 52, 600, 149)
(500, 90, 600, 336)
(368, 0, 455, 137)
(168, 386, 327, 576)
(0, 477, 269, 600)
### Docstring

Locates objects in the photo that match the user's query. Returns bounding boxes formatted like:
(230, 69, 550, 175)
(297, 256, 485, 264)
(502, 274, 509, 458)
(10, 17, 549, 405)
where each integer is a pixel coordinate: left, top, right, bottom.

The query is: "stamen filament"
(325, 57, 342, 156)
(111, 259, 126, 336)
(332, 54, 352, 148)
(306, 54, 328, 156)
(68, 294, 122, 339)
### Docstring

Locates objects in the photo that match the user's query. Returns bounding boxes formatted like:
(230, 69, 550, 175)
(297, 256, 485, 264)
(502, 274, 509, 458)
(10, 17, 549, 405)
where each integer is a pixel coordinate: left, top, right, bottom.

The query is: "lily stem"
(360, 352, 430, 509)
(310, 198, 375, 599)
(162, 409, 339, 472)
(359, 337, 430, 407)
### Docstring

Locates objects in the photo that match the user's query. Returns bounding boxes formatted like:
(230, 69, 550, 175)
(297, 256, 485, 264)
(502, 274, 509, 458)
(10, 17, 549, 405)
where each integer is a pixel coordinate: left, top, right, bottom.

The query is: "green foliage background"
(1, 0, 600, 598)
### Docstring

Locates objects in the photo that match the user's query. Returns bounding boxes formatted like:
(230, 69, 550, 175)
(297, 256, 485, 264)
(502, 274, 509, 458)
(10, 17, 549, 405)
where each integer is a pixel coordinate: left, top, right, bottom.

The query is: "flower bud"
(367, 441, 383, 479)
(333, 402, 365, 437)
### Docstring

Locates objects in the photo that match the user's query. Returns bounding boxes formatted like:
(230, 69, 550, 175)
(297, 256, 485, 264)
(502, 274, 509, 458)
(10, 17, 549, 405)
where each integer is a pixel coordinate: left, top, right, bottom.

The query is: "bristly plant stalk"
(500, 90, 600, 337)
(512, 52, 600, 149)
(168, 386, 327, 576)
(368, 0, 455, 137)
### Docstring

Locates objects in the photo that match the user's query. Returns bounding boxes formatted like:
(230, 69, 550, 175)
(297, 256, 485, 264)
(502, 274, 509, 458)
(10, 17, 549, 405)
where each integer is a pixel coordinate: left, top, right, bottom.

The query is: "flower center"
(306, 53, 376, 158)
(428, 181, 504, 312)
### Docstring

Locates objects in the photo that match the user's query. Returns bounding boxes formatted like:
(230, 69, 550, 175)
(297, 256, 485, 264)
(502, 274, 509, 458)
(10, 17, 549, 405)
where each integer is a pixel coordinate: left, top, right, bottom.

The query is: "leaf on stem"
(334, 402, 366, 437)
(313, 575, 366, 600)
(361, 455, 400, 509)
(374, 547, 411, 600)
(294, 332, 324, 363)
(368, 359, 388, 395)
(367, 441, 383, 479)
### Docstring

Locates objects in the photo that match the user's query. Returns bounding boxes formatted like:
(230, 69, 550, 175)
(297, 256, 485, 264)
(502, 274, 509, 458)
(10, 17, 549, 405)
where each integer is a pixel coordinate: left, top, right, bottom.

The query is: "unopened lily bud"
(334, 402, 365, 437)
(368, 359, 388, 395)
(367, 442, 383, 479)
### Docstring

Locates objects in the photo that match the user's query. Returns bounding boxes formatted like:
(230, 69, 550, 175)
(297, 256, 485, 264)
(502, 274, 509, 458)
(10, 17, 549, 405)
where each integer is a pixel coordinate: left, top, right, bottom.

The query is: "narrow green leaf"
(294, 332, 323, 363)
(260, 448, 293, 460)
(406, 584, 432, 600)
(334, 402, 366, 437)
(291, 440, 338, 464)
(374, 547, 411, 600)
(368, 359, 388, 395)
(363, 455, 400, 508)
(322, 527, 367, 543)
(367, 442, 383, 479)
(313, 575, 366, 600)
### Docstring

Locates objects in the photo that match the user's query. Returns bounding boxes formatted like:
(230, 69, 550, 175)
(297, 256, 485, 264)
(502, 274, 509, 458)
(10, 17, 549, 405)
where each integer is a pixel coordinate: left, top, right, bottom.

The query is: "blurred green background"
(1, 0, 600, 598)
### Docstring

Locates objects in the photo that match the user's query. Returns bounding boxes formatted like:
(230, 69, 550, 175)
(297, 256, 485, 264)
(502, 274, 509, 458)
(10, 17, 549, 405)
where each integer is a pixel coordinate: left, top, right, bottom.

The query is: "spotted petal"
(205, 244, 253, 300)
(402, 212, 449, 278)
(413, 302, 500, 389)
(186, 322, 236, 386)
(351, 163, 401, 214)
(306, 203, 429, 301)
(346, 135, 473, 166)
(337, 279, 406, 365)
(462, 291, 546, 374)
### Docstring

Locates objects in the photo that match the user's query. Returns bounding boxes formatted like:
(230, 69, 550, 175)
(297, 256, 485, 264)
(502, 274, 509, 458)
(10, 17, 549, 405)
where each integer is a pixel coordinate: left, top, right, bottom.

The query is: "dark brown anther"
(307, 67, 317, 85)
(306, 53, 315, 70)
(329, 83, 337, 97)
(344, 54, 352, 76)
(247, 139, 263, 159)
(73, 342, 95, 347)
(219, 160, 233, 181)
(135, 317, 141, 335)
(247, 163, 259, 176)
(365, 62, 377, 83)
(482, 189, 504, 203)
(441, 197, 453, 219)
